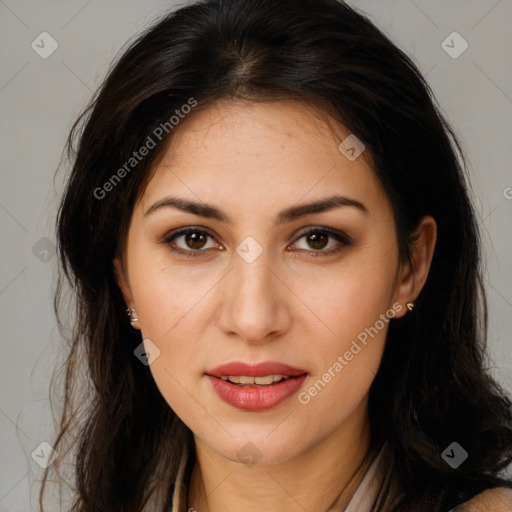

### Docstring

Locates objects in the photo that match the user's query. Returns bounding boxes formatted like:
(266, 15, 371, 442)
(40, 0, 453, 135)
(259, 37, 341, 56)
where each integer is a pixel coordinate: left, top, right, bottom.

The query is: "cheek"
(129, 247, 220, 342)
(126, 252, 217, 406)
(292, 241, 398, 340)
(291, 244, 397, 410)
(296, 303, 389, 433)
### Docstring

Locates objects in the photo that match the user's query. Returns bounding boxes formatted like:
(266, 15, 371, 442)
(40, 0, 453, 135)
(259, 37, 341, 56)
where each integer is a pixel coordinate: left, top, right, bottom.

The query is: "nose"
(214, 251, 292, 344)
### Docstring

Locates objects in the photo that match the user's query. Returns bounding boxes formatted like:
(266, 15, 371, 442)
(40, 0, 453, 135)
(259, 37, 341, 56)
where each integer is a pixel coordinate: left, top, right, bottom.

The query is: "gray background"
(1, 0, 511, 510)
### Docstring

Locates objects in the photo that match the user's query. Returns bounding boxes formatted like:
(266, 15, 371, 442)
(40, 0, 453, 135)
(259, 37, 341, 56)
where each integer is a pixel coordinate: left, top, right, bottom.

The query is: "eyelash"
(162, 226, 353, 258)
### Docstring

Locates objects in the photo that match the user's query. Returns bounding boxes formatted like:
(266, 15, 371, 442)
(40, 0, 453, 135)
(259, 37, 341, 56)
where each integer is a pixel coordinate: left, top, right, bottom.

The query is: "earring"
(126, 307, 139, 322)
(406, 301, 415, 312)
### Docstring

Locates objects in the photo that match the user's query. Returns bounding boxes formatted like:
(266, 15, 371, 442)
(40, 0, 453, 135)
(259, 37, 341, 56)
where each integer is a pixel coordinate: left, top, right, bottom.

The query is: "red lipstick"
(205, 361, 308, 411)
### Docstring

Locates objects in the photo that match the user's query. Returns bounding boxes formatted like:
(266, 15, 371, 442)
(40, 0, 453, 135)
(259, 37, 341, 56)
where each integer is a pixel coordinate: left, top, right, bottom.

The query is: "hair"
(42, 0, 512, 510)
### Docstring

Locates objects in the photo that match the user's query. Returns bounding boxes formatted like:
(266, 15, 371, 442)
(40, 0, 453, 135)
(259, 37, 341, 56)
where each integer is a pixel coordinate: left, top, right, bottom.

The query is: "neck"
(187, 399, 374, 512)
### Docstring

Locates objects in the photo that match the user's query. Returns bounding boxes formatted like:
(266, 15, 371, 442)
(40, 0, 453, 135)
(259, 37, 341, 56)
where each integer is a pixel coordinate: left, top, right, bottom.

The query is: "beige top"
(154, 440, 467, 511)
(343, 442, 388, 512)
(343, 442, 459, 512)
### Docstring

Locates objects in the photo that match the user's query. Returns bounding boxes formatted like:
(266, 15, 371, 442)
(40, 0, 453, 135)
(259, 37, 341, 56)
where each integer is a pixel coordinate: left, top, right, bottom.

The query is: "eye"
(164, 227, 222, 257)
(162, 226, 352, 258)
(290, 227, 353, 257)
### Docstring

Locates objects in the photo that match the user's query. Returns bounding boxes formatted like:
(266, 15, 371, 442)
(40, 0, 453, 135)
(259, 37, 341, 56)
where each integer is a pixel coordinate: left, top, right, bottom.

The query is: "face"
(115, 99, 412, 465)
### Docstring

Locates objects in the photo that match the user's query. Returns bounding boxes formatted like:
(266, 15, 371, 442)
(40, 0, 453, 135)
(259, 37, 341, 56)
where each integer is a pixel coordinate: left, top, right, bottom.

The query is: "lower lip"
(207, 374, 307, 411)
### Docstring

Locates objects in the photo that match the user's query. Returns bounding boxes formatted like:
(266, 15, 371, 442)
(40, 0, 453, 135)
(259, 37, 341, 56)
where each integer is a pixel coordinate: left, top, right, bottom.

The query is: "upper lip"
(206, 361, 308, 378)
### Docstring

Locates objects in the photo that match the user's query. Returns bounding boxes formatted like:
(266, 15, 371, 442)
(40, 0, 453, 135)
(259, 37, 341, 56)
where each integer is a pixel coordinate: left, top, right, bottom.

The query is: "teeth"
(255, 375, 275, 385)
(219, 374, 291, 385)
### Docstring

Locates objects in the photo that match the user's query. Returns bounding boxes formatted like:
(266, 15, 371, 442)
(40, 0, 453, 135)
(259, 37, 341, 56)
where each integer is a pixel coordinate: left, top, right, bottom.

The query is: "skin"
(460, 488, 512, 511)
(114, 99, 437, 512)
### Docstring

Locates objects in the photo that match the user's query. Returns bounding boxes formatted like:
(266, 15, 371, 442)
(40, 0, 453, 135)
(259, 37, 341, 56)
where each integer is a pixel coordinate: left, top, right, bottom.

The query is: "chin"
(206, 431, 308, 467)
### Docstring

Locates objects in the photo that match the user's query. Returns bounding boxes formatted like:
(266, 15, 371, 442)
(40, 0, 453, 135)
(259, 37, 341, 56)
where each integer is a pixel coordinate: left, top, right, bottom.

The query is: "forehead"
(138, 99, 390, 221)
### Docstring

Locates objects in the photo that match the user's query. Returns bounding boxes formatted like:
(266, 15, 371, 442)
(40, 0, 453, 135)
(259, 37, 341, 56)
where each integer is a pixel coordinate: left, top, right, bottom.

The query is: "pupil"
(186, 232, 207, 249)
(184, 232, 329, 251)
(308, 232, 328, 250)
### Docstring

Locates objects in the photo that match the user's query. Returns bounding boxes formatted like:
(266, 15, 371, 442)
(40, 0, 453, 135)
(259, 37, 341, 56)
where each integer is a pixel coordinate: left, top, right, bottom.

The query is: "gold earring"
(406, 301, 415, 312)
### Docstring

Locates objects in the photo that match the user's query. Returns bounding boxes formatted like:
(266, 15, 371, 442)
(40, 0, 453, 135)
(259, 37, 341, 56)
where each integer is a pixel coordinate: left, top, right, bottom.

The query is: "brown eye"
(305, 231, 329, 250)
(183, 231, 208, 250)
(164, 227, 220, 257)
(290, 227, 353, 257)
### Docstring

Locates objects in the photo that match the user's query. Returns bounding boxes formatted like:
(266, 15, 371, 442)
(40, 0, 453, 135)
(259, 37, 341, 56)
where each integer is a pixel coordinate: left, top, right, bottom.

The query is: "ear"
(393, 215, 437, 319)
(113, 257, 141, 330)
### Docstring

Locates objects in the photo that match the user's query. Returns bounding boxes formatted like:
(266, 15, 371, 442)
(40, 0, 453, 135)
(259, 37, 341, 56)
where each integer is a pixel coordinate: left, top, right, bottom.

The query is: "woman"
(42, 0, 512, 510)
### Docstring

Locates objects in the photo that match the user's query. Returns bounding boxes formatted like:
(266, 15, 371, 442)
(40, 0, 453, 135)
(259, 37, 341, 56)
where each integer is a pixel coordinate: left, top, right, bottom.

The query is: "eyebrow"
(144, 194, 368, 224)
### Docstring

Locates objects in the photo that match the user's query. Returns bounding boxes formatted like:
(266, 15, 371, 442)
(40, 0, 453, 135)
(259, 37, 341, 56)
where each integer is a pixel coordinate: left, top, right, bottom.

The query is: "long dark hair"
(42, 0, 512, 510)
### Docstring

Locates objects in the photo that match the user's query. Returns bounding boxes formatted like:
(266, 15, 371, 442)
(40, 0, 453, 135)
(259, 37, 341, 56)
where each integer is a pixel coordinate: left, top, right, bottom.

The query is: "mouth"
(205, 361, 308, 411)
(217, 374, 295, 387)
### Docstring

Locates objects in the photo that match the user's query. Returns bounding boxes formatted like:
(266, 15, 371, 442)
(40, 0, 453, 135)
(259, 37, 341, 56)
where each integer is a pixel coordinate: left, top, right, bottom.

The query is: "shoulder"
(456, 487, 512, 512)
